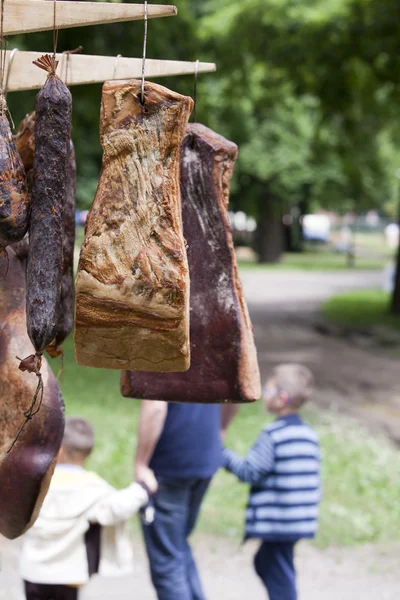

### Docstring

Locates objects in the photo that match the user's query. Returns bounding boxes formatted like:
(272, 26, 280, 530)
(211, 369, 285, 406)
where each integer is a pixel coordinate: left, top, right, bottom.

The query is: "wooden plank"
(3, 1, 177, 35)
(4, 51, 217, 92)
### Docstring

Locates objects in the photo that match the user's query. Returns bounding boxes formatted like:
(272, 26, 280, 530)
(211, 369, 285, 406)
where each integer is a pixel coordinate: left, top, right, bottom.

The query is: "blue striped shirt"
(222, 414, 321, 542)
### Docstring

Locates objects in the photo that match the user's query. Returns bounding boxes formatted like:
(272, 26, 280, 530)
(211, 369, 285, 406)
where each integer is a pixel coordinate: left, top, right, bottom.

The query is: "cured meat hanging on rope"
(10, 112, 37, 266)
(15, 111, 77, 353)
(15, 111, 36, 175)
(121, 123, 261, 403)
(0, 96, 30, 252)
(7, 54, 72, 431)
(26, 55, 72, 355)
(0, 249, 65, 540)
(75, 79, 193, 372)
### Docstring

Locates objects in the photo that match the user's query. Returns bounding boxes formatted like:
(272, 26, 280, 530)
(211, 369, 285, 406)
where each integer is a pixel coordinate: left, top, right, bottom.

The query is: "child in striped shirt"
(223, 364, 321, 600)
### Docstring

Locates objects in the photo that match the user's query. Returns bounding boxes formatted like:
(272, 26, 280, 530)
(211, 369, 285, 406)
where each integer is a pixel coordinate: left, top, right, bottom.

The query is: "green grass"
(238, 250, 390, 271)
(323, 290, 400, 331)
(51, 337, 400, 548)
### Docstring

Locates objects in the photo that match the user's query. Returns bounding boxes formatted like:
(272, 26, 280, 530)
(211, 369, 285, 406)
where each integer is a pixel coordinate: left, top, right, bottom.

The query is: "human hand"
(136, 464, 158, 495)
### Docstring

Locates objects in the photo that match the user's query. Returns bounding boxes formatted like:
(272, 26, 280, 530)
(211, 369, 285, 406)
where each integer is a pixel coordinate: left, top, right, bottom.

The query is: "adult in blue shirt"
(135, 400, 236, 600)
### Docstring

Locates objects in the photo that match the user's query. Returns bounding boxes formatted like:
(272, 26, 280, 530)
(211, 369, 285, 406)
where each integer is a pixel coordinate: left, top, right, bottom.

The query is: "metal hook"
(141, 1, 148, 105)
(4, 47, 18, 100)
(113, 54, 122, 80)
(193, 60, 199, 123)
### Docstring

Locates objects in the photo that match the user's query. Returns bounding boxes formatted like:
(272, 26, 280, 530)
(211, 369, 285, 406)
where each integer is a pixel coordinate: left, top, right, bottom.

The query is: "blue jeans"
(141, 477, 211, 600)
(254, 542, 297, 600)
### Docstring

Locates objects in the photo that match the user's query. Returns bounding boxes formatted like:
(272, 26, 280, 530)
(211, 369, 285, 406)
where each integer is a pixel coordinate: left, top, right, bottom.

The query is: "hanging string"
(193, 60, 199, 123)
(53, 0, 59, 63)
(8, 354, 44, 453)
(4, 47, 18, 100)
(141, 1, 148, 105)
(113, 54, 122, 80)
(31, 0, 59, 77)
(62, 46, 83, 86)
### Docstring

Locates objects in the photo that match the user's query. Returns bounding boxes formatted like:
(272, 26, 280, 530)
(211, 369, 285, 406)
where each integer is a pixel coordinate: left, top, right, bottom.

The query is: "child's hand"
(137, 465, 158, 495)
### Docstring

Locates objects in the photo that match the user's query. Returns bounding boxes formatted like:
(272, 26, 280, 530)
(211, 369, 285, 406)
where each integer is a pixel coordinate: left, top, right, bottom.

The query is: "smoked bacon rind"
(75, 80, 193, 372)
(0, 250, 64, 539)
(0, 99, 30, 248)
(27, 71, 72, 353)
(121, 124, 261, 403)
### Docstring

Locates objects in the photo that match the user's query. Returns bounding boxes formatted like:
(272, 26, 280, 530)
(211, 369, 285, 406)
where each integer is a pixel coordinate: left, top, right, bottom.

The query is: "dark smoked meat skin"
(55, 140, 76, 347)
(15, 113, 75, 349)
(121, 124, 260, 403)
(0, 105, 30, 247)
(27, 75, 72, 353)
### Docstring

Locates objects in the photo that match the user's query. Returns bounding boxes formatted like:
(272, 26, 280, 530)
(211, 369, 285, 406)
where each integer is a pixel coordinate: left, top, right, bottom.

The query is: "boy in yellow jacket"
(20, 417, 157, 600)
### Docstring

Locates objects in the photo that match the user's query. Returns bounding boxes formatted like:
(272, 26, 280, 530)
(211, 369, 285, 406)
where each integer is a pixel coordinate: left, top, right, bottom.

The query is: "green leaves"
(198, 0, 400, 217)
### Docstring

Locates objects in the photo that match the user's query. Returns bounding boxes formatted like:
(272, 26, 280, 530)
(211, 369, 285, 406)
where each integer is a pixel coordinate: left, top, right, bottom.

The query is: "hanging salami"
(0, 96, 30, 250)
(75, 79, 193, 372)
(121, 123, 261, 403)
(26, 55, 72, 355)
(0, 249, 65, 540)
(15, 111, 76, 353)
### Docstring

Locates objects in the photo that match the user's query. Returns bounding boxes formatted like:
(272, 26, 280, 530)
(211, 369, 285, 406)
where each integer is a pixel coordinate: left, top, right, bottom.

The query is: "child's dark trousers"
(24, 581, 78, 600)
(254, 541, 297, 600)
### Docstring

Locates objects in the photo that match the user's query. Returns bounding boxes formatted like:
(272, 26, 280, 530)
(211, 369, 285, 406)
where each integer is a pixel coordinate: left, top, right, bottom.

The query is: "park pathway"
(241, 269, 400, 444)
(1, 535, 398, 600)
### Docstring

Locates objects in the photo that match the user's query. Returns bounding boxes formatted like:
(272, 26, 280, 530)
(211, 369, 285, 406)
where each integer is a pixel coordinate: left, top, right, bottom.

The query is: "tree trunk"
(390, 228, 400, 314)
(254, 191, 284, 264)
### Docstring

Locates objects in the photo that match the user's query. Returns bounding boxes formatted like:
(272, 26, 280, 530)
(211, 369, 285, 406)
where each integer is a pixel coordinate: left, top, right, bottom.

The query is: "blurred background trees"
(6, 0, 400, 307)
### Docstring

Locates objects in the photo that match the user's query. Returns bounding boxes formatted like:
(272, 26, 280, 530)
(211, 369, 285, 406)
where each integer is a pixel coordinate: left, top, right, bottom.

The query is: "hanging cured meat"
(121, 123, 261, 403)
(0, 97, 30, 249)
(15, 111, 76, 353)
(9, 112, 36, 267)
(15, 111, 36, 174)
(0, 249, 64, 540)
(26, 55, 72, 355)
(75, 80, 193, 372)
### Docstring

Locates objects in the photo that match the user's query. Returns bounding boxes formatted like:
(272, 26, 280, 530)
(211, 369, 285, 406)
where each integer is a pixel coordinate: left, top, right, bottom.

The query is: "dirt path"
(241, 270, 400, 444)
(1, 535, 399, 600)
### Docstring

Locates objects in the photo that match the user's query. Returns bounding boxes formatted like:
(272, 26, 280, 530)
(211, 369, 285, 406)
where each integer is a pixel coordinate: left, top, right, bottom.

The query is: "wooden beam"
(3, 1, 177, 36)
(4, 51, 217, 92)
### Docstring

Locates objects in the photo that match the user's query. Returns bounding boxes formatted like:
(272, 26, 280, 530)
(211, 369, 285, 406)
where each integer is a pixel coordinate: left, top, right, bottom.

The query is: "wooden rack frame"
(4, 1, 177, 36)
(2, 2, 216, 91)
(5, 51, 216, 92)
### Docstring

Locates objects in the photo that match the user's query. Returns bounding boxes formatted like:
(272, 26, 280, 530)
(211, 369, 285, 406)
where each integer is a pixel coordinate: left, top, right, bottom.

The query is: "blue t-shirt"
(150, 403, 223, 479)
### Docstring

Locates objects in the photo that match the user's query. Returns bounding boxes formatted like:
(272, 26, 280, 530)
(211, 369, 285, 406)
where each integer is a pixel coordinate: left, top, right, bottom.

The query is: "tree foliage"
(4, 0, 400, 228)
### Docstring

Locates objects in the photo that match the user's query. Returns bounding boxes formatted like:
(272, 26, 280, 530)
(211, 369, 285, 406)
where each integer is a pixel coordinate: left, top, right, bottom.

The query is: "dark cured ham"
(121, 123, 261, 403)
(0, 249, 64, 539)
